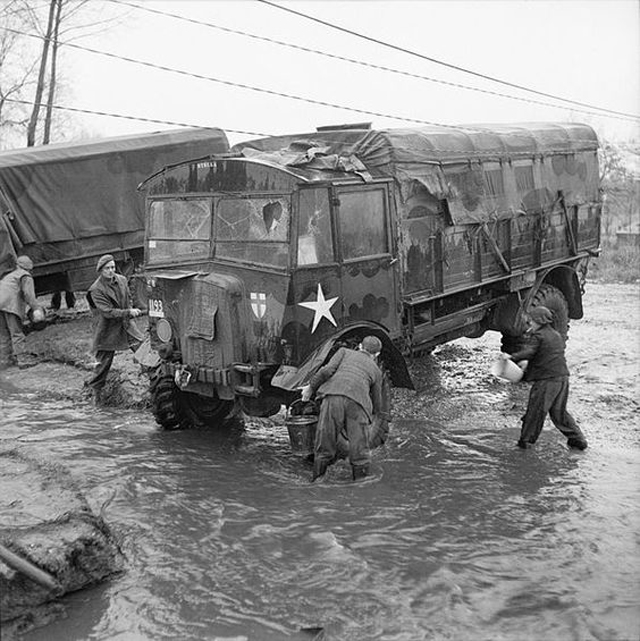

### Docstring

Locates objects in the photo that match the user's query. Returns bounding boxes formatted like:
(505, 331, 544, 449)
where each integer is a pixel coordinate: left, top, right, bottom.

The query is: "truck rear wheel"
(150, 371, 234, 430)
(500, 283, 570, 353)
(530, 283, 569, 339)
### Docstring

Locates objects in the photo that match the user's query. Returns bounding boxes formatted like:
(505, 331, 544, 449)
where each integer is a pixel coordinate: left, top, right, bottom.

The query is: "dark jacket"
(309, 347, 383, 421)
(510, 324, 569, 381)
(87, 273, 143, 352)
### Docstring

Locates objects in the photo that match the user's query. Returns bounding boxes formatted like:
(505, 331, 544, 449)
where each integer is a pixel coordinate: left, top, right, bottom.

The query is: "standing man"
(86, 254, 144, 403)
(0, 255, 45, 369)
(506, 305, 587, 450)
(301, 335, 387, 481)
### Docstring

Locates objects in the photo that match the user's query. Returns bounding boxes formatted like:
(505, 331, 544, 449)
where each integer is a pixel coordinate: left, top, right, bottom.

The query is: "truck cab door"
(333, 184, 400, 334)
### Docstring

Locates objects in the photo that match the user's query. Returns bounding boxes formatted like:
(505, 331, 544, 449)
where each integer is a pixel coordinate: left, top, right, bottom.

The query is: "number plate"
(148, 298, 165, 318)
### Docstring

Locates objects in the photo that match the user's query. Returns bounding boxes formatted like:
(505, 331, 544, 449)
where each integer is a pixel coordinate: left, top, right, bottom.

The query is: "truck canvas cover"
(233, 122, 599, 224)
(0, 127, 229, 286)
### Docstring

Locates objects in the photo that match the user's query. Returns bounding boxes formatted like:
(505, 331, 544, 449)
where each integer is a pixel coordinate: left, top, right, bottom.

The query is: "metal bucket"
(285, 415, 317, 456)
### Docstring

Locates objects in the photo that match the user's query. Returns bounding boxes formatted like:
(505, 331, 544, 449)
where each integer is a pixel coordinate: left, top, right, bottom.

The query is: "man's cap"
(16, 255, 33, 271)
(529, 306, 554, 325)
(96, 254, 115, 272)
(361, 335, 382, 354)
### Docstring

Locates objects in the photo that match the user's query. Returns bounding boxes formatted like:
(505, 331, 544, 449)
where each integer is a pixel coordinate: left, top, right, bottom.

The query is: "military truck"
(0, 128, 229, 302)
(138, 122, 601, 430)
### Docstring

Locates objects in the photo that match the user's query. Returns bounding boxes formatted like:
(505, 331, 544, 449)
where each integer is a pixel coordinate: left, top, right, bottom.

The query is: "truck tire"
(181, 390, 235, 427)
(501, 283, 570, 353)
(150, 372, 189, 430)
(150, 371, 234, 430)
(369, 367, 392, 449)
(530, 283, 570, 339)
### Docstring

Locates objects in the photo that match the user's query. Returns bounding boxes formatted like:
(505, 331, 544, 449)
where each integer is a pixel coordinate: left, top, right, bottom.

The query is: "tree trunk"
(26, 0, 57, 147)
(43, 0, 62, 145)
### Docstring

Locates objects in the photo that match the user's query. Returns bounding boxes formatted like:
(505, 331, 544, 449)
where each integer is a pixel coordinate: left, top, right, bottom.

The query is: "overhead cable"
(104, 0, 639, 124)
(258, 0, 639, 121)
(3, 97, 267, 137)
(1, 26, 495, 132)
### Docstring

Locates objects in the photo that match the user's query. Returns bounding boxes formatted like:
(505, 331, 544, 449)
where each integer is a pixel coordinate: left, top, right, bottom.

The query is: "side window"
(338, 189, 388, 259)
(297, 188, 333, 265)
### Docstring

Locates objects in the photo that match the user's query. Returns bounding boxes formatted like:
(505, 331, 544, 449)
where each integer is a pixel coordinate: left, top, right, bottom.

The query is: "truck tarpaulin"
(233, 122, 600, 224)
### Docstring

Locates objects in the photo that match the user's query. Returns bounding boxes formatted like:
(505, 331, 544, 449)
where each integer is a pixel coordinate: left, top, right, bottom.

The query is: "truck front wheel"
(150, 371, 234, 430)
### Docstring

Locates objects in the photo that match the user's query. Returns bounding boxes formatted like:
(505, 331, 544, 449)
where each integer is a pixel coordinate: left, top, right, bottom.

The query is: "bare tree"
(42, 0, 61, 143)
(2, 0, 128, 148)
(26, 0, 56, 146)
(0, 0, 39, 148)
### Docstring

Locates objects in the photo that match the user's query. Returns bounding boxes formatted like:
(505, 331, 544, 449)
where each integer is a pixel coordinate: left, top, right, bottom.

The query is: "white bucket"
(491, 357, 525, 383)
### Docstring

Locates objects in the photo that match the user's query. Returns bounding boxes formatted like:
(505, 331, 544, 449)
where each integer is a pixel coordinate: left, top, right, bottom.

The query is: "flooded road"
(1, 283, 639, 641)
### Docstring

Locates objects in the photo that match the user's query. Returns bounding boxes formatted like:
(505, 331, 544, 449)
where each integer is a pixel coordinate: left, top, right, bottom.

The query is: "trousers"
(87, 334, 142, 390)
(520, 376, 585, 444)
(0, 311, 26, 365)
(314, 395, 371, 468)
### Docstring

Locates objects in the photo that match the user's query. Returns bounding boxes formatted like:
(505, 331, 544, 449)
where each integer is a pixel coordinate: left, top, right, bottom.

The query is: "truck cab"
(141, 138, 408, 427)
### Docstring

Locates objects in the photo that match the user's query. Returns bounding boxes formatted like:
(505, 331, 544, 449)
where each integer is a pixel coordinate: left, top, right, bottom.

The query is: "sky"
(61, 0, 640, 146)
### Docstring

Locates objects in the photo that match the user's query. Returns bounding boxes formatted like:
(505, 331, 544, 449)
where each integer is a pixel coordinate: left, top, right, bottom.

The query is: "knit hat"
(16, 255, 33, 271)
(96, 254, 115, 272)
(529, 306, 554, 325)
(361, 335, 382, 354)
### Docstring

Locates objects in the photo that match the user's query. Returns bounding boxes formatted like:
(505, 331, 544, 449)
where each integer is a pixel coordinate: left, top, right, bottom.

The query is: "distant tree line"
(599, 141, 640, 242)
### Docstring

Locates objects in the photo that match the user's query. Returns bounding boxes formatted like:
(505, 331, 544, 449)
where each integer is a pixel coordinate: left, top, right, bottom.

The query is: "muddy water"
(2, 283, 639, 641)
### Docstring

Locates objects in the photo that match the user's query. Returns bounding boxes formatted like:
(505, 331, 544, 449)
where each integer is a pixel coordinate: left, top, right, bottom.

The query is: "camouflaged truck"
(138, 122, 601, 430)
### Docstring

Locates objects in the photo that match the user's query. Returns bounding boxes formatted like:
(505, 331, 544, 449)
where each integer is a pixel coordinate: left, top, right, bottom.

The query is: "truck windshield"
(215, 196, 290, 268)
(148, 199, 211, 264)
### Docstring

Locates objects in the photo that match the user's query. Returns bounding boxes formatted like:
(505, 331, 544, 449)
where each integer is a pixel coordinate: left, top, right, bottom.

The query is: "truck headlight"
(156, 318, 173, 343)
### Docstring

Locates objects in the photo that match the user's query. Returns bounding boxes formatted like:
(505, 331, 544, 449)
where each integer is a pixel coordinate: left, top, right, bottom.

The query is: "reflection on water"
(1, 375, 638, 641)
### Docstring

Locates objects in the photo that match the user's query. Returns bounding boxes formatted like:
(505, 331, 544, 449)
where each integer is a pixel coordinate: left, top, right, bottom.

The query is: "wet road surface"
(1, 282, 638, 641)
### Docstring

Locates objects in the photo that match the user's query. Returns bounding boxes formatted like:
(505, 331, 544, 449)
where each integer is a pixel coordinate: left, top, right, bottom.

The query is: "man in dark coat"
(86, 254, 144, 403)
(0, 255, 45, 369)
(301, 335, 386, 481)
(507, 305, 587, 450)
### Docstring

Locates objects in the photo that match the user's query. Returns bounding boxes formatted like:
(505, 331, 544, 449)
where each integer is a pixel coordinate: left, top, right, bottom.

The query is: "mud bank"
(8, 300, 149, 409)
(0, 448, 125, 635)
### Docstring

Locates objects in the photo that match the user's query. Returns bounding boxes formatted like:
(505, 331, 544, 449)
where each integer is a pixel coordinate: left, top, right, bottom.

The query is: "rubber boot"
(312, 458, 330, 482)
(352, 464, 369, 481)
(92, 387, 104, 407)
(567, 437, 588, 450)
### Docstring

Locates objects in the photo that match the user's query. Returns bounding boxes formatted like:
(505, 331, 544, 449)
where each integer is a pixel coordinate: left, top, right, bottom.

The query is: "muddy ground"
(0, 281, 638, 639)
(4, 295, 150, 409)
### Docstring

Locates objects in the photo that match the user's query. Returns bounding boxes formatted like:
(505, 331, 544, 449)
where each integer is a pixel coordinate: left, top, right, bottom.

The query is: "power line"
(1, 25, 496, 132)
(258, 0, 640, 122)
(4, 98, 601, 157)
(3, 98, 267, 137)
(104, 0, 640, 124)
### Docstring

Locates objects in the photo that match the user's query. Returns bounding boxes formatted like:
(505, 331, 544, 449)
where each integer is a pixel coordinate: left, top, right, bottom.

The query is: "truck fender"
(271, 323, 414, 391)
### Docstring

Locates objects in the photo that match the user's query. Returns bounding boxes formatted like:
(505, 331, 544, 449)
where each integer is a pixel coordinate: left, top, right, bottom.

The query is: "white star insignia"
(299, 283, 339, 333)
